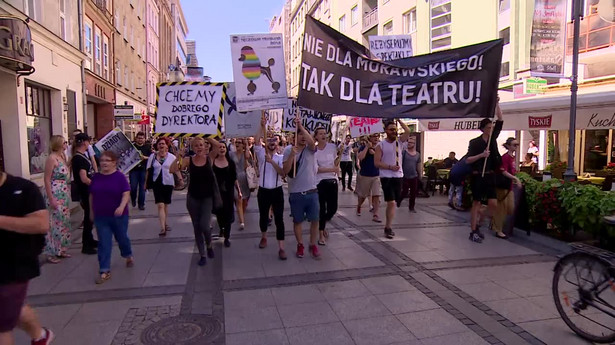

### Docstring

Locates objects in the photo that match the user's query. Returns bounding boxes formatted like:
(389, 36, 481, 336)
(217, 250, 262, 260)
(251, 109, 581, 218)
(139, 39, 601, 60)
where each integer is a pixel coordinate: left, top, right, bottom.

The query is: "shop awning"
(418, 90, 615, 131)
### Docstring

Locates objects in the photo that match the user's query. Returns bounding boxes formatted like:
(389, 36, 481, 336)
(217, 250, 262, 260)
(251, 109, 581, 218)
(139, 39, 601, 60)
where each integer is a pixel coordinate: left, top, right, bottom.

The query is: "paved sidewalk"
(17, 188, 593, 345)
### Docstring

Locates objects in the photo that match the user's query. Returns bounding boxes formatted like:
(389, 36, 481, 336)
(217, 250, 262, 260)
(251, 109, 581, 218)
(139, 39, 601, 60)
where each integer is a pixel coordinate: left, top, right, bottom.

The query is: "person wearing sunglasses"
(492, 137, 522, 239)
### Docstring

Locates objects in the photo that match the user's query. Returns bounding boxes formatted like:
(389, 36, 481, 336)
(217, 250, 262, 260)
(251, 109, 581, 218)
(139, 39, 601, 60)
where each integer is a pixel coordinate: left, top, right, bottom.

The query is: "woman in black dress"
(210, 141, 241, 247)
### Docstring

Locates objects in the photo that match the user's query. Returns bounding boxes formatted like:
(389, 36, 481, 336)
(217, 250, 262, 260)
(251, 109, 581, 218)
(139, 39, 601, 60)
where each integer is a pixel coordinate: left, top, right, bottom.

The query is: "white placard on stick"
(94, 128, 141, 174)
(155, 82, 224, 135)
(281, 99, 333, 134)
(348, 117, 384, 138)
(230, 33, 288, 112)
(223, 82, 261, 138)
(264, 108, 283, 132)
(368, 34, 413, 61)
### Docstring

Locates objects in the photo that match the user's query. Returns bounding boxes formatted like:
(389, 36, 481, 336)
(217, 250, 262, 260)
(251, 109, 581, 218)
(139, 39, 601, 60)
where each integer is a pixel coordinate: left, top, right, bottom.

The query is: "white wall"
(0, 70, 28, 176)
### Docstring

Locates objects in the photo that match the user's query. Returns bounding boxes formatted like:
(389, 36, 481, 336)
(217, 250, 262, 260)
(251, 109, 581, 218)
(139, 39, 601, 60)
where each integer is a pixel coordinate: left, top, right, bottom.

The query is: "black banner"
(297, 16, 503, 119)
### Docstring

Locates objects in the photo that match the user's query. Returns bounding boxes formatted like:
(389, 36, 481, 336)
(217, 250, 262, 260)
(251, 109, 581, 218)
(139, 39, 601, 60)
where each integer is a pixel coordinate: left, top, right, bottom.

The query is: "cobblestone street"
(18, 190, 591, 345)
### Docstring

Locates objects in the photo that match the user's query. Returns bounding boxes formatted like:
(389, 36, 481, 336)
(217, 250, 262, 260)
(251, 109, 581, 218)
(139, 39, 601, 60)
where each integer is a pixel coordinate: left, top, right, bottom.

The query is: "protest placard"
(94, 128, 141, 174)
(348, 117, 384, 138)
(297, 16, 503, 119)
(230, 33, 288, 112)
(223, 82, 261, 138)
(281, 99, 333, 134)
(155, 82, 224, 136)
(368, 35, 413, 61)
(264, 108, 283, 132)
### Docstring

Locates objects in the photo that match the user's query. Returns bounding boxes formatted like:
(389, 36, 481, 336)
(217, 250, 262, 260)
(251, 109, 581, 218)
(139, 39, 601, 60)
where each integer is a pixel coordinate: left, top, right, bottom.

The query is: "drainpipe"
(78, 0, 89, 135)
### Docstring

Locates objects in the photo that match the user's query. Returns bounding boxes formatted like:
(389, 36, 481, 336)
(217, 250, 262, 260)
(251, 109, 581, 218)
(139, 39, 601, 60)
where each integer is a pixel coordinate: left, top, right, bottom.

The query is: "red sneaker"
(296, 243, 305, 258)
(309, 245, 321, 258)
(32, 327, 54, 345)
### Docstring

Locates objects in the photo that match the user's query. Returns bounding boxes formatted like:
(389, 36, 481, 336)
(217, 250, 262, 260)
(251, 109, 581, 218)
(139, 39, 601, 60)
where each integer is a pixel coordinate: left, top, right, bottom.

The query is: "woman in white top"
(146, 137, 184, 236)
(314, 127, 340, 245)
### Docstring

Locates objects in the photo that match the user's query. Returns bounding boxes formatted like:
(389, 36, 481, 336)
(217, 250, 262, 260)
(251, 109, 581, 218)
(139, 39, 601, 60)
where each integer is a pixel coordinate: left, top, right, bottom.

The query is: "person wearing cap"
(67, 129, 98, 173)
(71, 133, 98, 254)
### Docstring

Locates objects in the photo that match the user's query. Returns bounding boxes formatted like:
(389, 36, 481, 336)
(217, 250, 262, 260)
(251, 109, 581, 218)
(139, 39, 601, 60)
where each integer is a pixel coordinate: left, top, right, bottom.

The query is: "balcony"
(94, 0, 106, 12)
(567, 11, 615, 54)
(362, 7, 378, 32)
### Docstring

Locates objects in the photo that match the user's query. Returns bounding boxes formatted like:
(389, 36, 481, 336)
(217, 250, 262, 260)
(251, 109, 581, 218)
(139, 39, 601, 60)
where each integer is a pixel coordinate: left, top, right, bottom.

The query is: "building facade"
(113, 0, 147, 140)
(146, 0, 159, 117)
(0, 0, 85, 182)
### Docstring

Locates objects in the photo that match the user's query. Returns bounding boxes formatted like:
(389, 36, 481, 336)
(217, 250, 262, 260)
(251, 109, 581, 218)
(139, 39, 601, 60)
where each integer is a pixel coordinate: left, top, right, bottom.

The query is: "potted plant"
(545, 161, 567, 179)
(595, 162, 615, 177)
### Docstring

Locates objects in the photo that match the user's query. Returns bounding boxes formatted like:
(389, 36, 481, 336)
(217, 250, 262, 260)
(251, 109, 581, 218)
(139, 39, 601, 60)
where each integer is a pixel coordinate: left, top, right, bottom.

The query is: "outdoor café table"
(577, 176, 605, 186)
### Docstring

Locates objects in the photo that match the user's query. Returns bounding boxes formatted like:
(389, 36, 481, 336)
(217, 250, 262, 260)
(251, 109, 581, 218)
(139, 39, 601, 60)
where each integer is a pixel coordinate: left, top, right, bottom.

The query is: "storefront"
(0, 12, 86, 181)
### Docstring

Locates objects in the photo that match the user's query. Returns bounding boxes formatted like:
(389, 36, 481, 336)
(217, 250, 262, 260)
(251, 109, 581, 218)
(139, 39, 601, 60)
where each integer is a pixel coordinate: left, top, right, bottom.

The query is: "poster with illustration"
(230, 33, 288, 112)
(94, 128, 141, 174)
(348, 117, 384, 138)
(223, 82, 261, 138)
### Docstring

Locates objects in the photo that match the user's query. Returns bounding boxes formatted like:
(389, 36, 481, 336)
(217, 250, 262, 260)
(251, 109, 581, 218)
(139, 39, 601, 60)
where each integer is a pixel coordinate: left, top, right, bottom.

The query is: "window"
(94, 27, 102, 75)
(351, 5, 358, 26)
(25, 0, 38, 21)
(25, 84, 52, 175)
(116, 61, 121, 85)
(499, 27, 510, 45)
(103, 35, 109, 80)
(339, 15, 346, 32)
(500, 61, 510, 78)
(84, 18, 93, 69)
(430, 0, 452, 51)
(124, 65, 129, 88)
(59, 0, 66, 40)
(499, 0, 510, 13)
(403, 8, 417, 34)
(383, 21, 393, 35)
(130, 25, 134, 46)
(584, 130, 609, 172)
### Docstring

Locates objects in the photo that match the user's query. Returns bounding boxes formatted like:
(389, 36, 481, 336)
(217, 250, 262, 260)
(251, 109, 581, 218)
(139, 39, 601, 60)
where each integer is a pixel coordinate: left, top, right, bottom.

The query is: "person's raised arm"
(255, 116, 266, 147)
(296, 118, 316, 150)
(397, 119, 411, 143)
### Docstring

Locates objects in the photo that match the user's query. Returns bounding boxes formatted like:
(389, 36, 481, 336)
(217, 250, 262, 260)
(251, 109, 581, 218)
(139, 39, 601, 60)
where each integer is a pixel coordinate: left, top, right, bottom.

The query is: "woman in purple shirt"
(89, 151, 134, 284)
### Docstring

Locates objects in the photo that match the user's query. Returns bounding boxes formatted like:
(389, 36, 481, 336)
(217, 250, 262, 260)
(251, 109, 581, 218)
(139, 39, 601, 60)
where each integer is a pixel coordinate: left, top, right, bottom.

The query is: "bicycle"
(552, 221, 615, 343)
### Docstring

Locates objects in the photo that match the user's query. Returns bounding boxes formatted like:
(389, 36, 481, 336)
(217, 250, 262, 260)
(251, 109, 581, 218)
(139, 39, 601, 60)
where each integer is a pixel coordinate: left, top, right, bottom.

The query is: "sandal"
(317, 240, 326, 246)
(165, 225, 172, 232)
(57, 252, 72, 258)
(95, 272, 111, 284)
(126, 257, 134, 267)
(46, 256, 61, 264)
(159, 230, 167, 237)
(495, 232, 509, 239)
(323, 230, 329, 239)
(372, 215, 382, 223)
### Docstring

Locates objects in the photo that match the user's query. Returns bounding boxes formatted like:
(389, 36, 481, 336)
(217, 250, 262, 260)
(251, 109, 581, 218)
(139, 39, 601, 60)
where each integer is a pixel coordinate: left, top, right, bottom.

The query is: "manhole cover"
(141, 315, 222, 344)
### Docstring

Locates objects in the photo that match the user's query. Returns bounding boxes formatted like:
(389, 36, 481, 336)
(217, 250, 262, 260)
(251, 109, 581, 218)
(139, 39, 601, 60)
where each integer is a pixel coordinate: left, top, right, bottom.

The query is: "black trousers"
(340, 161, 353, 189)
(317, 179, 338, 231)
(79, 189, 96, 249)
(257, 187, 285, 240)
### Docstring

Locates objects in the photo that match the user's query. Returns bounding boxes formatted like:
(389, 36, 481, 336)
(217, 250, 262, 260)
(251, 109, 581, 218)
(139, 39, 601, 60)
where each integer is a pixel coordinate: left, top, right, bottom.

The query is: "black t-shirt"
(467, 120, 503, 173)
(133, 143, 153, 170)
(0, 175, 46, 284)
(72, 152, 93, 192)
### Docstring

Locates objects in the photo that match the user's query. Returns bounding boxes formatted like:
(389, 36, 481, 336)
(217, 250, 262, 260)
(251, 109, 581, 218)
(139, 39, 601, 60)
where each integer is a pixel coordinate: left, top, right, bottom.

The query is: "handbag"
(246, 165, 258, 189)
(145, 154, 155, 190)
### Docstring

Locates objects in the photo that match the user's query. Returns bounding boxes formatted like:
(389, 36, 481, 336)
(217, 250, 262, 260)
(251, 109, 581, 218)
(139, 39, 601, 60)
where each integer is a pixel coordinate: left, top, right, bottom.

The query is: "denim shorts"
(289, 191, 319, 224)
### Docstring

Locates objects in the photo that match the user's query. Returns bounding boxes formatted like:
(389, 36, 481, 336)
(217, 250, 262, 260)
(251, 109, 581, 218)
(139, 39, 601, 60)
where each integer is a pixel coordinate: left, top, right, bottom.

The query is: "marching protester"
(129, 132, 152, 211)
(43, 135, 71, 263)
(231, 138, 253, 230)
(211, 140, 240, 247)
(89, 151, 134, 284)
(356, 134, 381, 221)
(0, 165, 55, 345)
(338, 135, 354, 191)
(146, 137, 184, 237)
(466, 100, 504, 243)
(182, 138, 219, 266)
(254, 118, 287, 259)
(374, 119, 411, 239)
(283, 118, 320, 258)
(72, 133, 98, 254)
(397, 136, 421, 212)
(314, 127, 340, 246)
(492, 137, 523, 239)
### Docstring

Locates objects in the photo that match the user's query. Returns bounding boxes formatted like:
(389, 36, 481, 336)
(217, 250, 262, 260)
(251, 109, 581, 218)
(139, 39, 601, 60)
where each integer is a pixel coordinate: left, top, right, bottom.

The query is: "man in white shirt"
(254, 117, 287, 260)
(283, 118, 320, 259)
(374, 119, 411, 239)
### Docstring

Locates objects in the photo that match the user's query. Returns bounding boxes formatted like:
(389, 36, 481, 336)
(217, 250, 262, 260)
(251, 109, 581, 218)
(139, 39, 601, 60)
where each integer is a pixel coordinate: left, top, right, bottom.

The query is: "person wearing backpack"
(465, 100, 504, 243)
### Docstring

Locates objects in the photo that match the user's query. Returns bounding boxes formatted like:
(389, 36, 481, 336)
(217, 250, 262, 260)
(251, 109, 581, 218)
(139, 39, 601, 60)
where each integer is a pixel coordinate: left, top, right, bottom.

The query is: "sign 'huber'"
(297, 16, 503, 119)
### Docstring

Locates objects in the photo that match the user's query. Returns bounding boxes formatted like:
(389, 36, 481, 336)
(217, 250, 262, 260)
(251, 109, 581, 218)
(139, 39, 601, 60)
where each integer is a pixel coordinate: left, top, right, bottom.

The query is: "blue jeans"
(449, 183, 463, 206)
(129, 169, 146, 207)
(94, 215, 132, 273)
(289, 191, 319, 224)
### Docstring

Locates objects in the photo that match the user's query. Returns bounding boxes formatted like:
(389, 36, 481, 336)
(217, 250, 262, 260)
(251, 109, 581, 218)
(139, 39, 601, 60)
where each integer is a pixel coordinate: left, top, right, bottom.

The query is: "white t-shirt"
(378, 139, 404, 178)
(339, 142, 353, 162)
(315, 143, 338, 183)
(528, 146, 538, 163)
(254, 145, 283, 189)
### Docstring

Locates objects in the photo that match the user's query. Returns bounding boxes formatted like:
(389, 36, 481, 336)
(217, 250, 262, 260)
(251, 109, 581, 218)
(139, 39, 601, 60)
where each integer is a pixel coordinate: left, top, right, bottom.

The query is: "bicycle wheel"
(552, 252, 615, 343)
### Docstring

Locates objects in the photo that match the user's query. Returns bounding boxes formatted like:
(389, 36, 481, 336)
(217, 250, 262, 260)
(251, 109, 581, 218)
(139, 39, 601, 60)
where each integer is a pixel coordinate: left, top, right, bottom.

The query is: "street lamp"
(563, 0, 582, 182)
